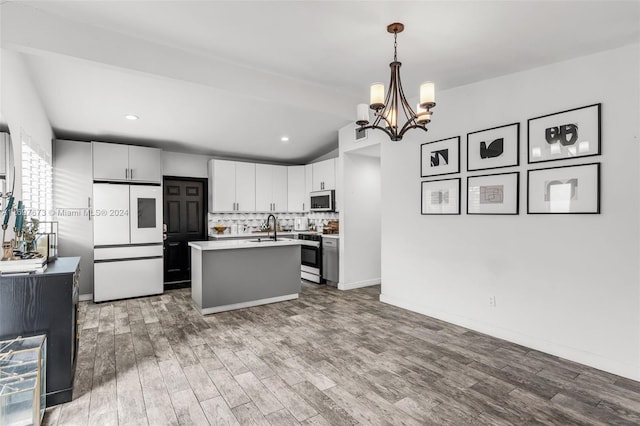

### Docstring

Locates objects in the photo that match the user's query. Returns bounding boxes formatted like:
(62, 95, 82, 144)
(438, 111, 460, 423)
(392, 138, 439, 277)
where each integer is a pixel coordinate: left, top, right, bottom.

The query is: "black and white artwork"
(421, 178, 461, 215)
(420, 137, 460, 177)
(467, 123, 519, 171)
(528, 163, 600, 214)
(528, 103, 601, 163)
(467, 172, 519, 215)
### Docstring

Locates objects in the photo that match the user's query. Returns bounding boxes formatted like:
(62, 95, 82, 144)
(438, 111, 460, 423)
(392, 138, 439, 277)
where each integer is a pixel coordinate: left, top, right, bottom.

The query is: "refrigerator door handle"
(88, 197, 91, 221)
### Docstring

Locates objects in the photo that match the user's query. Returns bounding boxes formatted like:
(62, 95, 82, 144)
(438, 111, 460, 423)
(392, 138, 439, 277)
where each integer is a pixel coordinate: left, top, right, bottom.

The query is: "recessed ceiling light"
(125, 114, 139, 120)
(281, 136, 289, 142)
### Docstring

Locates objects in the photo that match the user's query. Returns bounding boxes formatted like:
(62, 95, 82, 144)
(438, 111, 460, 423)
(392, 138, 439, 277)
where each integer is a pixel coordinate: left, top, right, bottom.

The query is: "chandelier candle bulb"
(356, 104, 370, 125)
(420, 82, 435, 107)
(384, 108, 397, 128)
(370, 83, 385, 109)
(416, 104, 430, 123)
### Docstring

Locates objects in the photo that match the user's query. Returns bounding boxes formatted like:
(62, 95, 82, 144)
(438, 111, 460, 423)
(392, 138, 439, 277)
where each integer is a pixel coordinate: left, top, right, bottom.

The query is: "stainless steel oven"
(298, 233, 323, 283)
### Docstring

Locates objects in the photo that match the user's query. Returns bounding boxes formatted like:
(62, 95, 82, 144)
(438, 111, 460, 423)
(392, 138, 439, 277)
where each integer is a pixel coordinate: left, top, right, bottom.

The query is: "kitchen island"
(188, 239, 302, 314)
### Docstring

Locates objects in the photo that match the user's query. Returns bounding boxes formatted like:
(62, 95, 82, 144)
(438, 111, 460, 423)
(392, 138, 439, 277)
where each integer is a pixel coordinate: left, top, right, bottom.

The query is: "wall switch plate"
(489, 296, 496, 307)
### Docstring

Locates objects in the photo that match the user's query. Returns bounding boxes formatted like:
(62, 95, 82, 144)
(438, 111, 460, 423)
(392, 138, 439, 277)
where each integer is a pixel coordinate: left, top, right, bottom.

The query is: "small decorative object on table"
(0, 335, 47, 426)
(213, 224, 227, 234)
(323, 221, 339, 234)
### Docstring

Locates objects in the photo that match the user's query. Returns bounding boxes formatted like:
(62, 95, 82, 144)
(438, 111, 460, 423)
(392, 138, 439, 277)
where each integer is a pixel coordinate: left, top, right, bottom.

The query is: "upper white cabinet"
(92, 142, 161, 183)
(287, 165, 306, 212)
(312, 158, 336, 191)
(208, 159, 256, 212)
(129, 145, 162, 182)
(256, 164, 287, 212)
(304, 165, 313, 212)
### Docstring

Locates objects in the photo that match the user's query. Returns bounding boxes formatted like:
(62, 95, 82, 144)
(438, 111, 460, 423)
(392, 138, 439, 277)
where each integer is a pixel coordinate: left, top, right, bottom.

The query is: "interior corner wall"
(0, 49, 53, 203)
(380, 43, 640, 380)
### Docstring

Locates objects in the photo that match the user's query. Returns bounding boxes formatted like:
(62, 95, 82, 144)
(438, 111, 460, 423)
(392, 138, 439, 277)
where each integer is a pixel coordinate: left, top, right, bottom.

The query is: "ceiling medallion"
(356, 22, 435, 141)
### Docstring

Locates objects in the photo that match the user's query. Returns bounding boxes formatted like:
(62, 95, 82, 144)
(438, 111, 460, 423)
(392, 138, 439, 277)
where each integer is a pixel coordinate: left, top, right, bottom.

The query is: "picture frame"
(527, 103, 601, 164)
(467, 122, 520, 171)
(527, 163, 600, 214)
(421, 178, 461, 215)
(420, 136, 460, 177)
(467, 172, 519, 215)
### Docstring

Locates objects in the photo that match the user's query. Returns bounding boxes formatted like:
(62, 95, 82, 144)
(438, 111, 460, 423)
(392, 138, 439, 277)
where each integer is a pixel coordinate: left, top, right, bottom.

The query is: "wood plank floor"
(43, 283, 640, 425)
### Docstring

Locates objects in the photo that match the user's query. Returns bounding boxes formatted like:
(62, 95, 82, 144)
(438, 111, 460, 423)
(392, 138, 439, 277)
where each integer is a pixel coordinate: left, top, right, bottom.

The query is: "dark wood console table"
(0, 256, 81, 406)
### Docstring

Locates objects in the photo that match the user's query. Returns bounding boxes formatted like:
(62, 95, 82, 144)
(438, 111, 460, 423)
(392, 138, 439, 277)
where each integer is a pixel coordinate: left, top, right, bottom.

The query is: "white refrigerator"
(93, 183, 163, 302)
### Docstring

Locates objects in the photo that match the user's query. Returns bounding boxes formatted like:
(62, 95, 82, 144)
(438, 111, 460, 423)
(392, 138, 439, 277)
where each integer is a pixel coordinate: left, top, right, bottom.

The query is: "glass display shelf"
(0, 335, 46, 426)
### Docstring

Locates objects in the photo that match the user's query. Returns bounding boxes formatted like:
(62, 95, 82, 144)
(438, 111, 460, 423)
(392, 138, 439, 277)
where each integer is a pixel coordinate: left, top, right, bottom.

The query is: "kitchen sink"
(248, 238, 286, 243)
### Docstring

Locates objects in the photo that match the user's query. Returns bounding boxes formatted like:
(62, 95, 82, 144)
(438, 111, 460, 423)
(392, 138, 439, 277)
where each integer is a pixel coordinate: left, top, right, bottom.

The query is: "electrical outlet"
(489, 296, 496, 307)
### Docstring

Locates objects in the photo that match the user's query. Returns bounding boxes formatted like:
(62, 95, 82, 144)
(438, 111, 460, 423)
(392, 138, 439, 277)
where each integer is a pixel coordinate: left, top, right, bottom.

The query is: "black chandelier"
(356, 22, 435, 141)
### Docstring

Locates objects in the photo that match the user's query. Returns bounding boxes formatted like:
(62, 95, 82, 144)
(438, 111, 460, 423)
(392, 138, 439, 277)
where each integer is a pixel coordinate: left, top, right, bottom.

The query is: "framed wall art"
(421, 178, 461, 215)
(467, 172, 519, 215)
(467, 123, 520, 171)
(528, 103, 601, 164)
(420, 136, 460, 177)
(527, 163, 600, 214)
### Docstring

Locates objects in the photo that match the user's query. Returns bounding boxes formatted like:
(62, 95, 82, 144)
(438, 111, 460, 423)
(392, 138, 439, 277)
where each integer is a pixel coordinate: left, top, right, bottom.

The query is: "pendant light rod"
(355, 22, 436, 141)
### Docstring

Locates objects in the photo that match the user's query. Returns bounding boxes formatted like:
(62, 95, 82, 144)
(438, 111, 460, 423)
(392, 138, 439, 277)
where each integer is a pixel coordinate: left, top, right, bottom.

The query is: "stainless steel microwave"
(310, 190, 335, 212)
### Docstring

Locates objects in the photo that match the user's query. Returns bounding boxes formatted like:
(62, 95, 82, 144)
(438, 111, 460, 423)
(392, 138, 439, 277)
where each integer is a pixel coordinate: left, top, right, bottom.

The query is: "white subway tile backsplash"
(208, 211, 338, 234)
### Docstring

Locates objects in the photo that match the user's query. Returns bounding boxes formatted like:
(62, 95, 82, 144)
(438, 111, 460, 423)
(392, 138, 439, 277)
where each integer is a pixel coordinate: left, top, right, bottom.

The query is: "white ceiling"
(1, 1, 638, 163)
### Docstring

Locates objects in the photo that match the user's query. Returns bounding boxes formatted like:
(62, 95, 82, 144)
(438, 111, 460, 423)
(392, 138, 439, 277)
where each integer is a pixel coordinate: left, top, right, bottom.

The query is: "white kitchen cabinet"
(128, 145, 162, 182)
(304, 164, 313, 212)
(92, 142, 161, 183)
(211, 159, 236, 211)
(272, 166, 288, 211)
(53, 139, 94, 297)
(287, 165, 306, 212)
(235, 162, 256, 211)
(312, 158, 336, 191)
(255, 164, 287, 212)
(208, 159, 256, 212)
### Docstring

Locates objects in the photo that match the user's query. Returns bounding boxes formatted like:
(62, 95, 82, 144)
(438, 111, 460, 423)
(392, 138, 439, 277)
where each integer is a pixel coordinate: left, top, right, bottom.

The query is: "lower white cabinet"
(93, 245, 163, 302)
(94, 257, 163, 302)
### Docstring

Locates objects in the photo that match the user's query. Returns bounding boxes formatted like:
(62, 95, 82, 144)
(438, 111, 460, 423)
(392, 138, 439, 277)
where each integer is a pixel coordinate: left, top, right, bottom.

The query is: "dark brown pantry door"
(163, 177, 207, 286)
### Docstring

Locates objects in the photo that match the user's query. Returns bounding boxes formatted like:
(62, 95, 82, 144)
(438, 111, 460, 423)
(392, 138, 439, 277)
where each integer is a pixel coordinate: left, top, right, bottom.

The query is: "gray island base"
(188, 239, 302, 314)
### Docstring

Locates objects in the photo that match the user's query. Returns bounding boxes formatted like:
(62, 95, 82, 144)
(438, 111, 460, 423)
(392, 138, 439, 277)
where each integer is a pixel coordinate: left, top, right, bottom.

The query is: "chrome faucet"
(266, 214, 278, 241)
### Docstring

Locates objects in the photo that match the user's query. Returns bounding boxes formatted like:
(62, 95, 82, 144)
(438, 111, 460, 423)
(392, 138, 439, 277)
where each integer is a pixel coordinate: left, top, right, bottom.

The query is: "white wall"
(380, 44, 640, 380)
(338, 126, 385, 290)
(339, 152, 381, 289)
(162, 151, 209, 178)
(0, 49, 53, 202)
(310, 147, 339, 163)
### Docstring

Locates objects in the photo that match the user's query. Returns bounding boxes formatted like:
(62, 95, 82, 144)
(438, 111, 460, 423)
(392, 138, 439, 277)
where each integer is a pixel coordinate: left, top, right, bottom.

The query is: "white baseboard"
(197, 293, 298, 315)
(79, 294, 93, 302)
(338, 278, 381, 291)
(379, 292, 640, 381)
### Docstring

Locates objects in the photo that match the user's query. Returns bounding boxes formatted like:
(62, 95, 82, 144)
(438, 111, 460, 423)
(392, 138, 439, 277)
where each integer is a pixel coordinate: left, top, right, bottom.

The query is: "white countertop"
(208, 231, 296, 240)
(208, 231, 340, 240)
(320, 234, 340, 239)
(189, 239, 302, 251)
